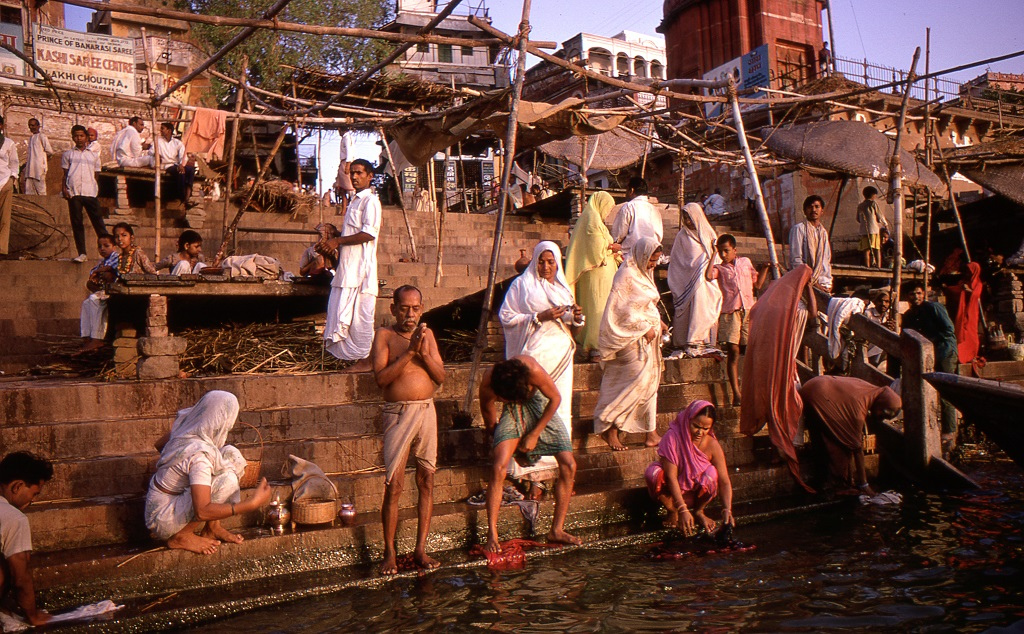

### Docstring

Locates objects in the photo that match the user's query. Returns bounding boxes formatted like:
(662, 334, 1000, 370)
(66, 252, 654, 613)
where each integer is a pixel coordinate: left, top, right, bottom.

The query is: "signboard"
(0, 22, 24, 86)
(401, 166, 418, 192)
(34, 25, 136, 96)
(702, 44, 770, 118)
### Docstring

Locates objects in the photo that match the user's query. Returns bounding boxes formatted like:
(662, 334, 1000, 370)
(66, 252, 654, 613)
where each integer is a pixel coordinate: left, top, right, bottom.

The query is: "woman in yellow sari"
(564, 191, 621, 359)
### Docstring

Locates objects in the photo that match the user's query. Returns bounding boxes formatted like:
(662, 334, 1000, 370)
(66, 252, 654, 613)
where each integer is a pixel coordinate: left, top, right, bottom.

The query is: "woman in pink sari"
(644, 400, 735, 535)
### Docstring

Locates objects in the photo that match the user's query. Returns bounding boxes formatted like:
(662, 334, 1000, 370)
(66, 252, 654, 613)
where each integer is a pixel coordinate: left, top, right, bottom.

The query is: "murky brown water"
(184, 452, 1024, 633)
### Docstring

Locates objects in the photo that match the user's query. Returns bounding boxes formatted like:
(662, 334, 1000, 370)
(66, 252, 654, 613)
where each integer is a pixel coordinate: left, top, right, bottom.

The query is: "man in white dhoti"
(668, 202, 723, 354)
(499, 241, 582, 496)
(788, 194, 833, 292)
(22, 119, 53, 195)
(703, 188, 727, 217)
(322, 159, 381, 371)
(612, 176, 663, 258)
(113, 117, 153, 168)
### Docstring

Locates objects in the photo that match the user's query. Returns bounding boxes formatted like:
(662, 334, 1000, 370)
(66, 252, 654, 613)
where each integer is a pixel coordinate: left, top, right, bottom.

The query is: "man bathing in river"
(479, 356, 581, 553)
(371, 285, 446, 575)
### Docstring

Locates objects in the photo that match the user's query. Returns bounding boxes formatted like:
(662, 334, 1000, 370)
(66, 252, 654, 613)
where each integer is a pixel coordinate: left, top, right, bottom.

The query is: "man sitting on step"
(370, 285, 446, 575)
(479, 356, 581, 553)
(0, 452, 54, 626)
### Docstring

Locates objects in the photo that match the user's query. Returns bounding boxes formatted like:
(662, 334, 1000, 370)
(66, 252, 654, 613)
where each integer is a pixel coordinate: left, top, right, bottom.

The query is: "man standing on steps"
(322, 158, 381, 372)
(370, 285, 446, 575)
(788, 194, 833, 292)
(23, 118, 53, 196)
(612, 176, 663, 259)
(0, 115, 19, 258)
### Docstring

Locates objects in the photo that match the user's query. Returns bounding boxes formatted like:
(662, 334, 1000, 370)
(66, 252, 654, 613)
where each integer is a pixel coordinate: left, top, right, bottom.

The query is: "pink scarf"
(658, 400, 718, 496)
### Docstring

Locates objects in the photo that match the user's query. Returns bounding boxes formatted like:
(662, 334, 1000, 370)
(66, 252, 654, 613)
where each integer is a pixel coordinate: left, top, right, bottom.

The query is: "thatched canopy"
(948, 137, 1024, 206)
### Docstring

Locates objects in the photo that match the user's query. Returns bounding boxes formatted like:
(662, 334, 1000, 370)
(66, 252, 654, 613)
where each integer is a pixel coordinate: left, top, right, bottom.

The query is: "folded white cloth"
(859, 490, 903, 505)
(0, 600, 123, 631)
(906, 260, 935, 273)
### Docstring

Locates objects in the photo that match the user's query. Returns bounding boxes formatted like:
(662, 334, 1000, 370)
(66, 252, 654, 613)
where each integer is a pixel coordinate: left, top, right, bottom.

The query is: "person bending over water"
(370, 285, 446, 575)
(146, 391, 271, 554)
(645, 400, 735, 535)
(479, 356, 580, 553)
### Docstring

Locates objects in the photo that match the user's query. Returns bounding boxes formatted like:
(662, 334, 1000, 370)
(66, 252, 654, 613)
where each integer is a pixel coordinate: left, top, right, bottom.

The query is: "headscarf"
(658, 400, 718, 493)
(598, 236, 662, 359)
(499, 240, 575, 357)
(156, 390, 240, 477)
(564, 191, 616, 286)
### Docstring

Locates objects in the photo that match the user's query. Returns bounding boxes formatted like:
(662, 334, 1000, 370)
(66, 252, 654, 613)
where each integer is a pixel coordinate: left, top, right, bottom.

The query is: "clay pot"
(338, 503, 356, 525)
(514, 249, 530, 274)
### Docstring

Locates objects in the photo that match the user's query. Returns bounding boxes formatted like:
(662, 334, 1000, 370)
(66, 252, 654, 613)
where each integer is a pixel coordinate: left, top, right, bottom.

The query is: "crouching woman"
(645, 400, 735, 535)
(145, 390, 271, 554)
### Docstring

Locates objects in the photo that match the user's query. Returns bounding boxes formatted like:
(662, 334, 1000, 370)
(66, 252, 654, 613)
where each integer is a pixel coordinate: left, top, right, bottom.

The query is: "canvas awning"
(948, 137, 1024, 206)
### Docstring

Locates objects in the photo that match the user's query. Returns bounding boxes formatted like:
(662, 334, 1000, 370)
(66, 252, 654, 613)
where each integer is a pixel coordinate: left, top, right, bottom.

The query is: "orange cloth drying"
(182, 108, 227, 161)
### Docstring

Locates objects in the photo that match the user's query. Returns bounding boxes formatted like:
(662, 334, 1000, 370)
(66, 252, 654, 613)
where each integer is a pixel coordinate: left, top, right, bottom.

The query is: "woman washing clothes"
(645, 400, 735, 535)
(498, 241, 582, 499)
(145, 391, 271, 554)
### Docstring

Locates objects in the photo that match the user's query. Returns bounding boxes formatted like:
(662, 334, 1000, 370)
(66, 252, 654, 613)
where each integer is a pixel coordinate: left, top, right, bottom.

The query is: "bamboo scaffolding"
(435, 147, 452, 287)
(461, 0, 533, 419)
(222, 57, 248, 236)
(888, 48, 921, 325)
(378, 126, 417, 262)
(140, 28, 163, 260)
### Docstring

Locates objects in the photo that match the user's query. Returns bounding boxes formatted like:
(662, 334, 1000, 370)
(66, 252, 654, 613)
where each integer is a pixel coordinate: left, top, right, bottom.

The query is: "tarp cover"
(390, 97, 626, 167)
(539, 127, 649, 171)
(763, 120, 947, 195)
(949, 137, 1024, 206)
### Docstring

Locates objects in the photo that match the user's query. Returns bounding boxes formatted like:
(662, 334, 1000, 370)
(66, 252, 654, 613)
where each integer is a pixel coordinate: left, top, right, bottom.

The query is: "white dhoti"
(144, 466, 241, 540)
(80, 292, 108, 340)
(24, 178, 46, 196)
(594, 338, 662, 434)
(324, 286, 376, 360)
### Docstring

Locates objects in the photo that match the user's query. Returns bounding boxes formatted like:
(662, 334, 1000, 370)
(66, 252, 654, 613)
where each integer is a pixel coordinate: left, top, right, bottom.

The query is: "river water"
(188, 452, 1024, 633)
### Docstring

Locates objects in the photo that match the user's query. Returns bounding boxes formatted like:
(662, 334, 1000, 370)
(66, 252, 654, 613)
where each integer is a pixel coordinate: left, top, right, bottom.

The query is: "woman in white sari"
(594, 237, 668, 451)
(145, 391, 271, 554)
(668, 202, 722, 354)
(499, 241, 582, 492)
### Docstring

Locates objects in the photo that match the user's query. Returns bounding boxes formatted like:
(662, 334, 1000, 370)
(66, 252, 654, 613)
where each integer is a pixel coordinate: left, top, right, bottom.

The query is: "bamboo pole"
(728, 79, 780, 278)
(888, 48, 921, 326)
(435, 147, 452, 286)
(140, 28, 162, 260)
(579, 136, 587, 214)
(825, 0, 838, 73)
(676, 152, 686, 227)
(378, 126, 417, 261)
(827, 176, 848, 255)
(292, 81, 303, 192)
(215, 125, 289, 265)
(155, 0, 293, 103)
(59, 0, 535, 49)
(923, 28, 933, 290)
(461, 0, 533, 416)
(222, 57, 247, 237)
(456, 140, 471, 213)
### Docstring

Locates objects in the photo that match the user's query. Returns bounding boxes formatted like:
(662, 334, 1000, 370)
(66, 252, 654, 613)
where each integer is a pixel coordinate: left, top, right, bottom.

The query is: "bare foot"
(547, 529, 582, 546)
(694, 511, 716, 534)
(167, 531, 219, 555)
(732, 397, 741, 407)
(202, 522, 244, 544)
(663, 510, 679, 528)
(380, 552, 398, 575)
(602, 429, 627, 452)
(343, 358, 372, 373)
(414, 550, 441, 570)
(528, 483, 545, 501)
(645, 431, 662, 447)
(484, 537, 502, 554)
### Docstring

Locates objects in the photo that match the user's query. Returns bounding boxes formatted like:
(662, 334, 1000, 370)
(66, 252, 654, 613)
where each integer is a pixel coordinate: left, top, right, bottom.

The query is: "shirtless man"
(479, 356, 581, 554)
(370, 285, 446, 575)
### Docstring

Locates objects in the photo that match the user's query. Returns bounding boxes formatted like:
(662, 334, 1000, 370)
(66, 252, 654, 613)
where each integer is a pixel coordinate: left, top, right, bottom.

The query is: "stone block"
(113, 347, 138, 363)
(147, 325, 169, 338)
(137, 354, 180, 380)
(112, 337, 137, 349)
(114, 325, 138, 338)
(137, 336, 188, 357)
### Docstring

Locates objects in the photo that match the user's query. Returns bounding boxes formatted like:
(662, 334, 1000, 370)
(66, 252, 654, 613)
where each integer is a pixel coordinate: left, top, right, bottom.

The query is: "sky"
(63, 0, 1024, 192)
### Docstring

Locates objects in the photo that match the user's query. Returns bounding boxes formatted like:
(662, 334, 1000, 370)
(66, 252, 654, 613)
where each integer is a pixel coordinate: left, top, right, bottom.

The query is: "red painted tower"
(659, 0, 826, 89)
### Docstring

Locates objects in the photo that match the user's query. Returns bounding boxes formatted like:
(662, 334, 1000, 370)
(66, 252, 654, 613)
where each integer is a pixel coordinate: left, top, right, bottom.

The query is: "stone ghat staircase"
(0, 356, 851, 612)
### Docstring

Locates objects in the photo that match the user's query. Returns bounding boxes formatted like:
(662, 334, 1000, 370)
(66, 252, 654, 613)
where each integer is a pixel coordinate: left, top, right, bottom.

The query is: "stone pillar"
(899, 329, 941, 472)
(136, 294, 187, 380)
(107, 174, 137, 229)
(112, 324, 139, 379)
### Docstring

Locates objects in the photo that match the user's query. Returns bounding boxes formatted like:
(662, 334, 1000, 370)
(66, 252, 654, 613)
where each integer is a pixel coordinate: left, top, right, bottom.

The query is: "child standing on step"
(856, 186, 888, 268)
(0, 452, 54, 626)
(705, 234, 768, 406)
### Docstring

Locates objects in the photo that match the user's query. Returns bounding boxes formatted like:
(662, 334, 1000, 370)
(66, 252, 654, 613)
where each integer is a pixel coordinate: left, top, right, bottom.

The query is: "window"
(461, 45, 474, 58)
(416, 42, 429, 53)
(438, 44, 452, 63)
(0, 5, 22, 24)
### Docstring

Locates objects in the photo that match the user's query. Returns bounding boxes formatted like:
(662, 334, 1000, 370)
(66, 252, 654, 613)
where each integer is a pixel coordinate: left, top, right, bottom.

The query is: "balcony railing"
(833, 55, 962, 102)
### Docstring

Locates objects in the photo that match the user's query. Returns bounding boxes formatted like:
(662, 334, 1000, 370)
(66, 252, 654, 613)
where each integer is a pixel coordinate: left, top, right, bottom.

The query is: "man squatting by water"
(371, 285, 446, 575)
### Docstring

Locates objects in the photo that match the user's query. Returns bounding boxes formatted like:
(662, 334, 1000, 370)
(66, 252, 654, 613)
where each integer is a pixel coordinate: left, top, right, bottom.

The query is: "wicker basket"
(235, 422, 264, 489)
(292, 475, 338, 525)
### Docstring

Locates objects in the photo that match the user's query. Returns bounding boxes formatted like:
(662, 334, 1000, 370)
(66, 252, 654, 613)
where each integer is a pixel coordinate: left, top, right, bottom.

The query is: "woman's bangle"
(679, 507, 690, 514)
(858, 482, 871, 490)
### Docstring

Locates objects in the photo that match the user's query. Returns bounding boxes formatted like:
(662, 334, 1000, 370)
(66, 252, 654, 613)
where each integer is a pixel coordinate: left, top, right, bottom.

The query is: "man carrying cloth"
(479, 356, 581, 554)
(322, 159, 380, 372)
(371, 285, 446, 575)
(789, 194, 833, 292)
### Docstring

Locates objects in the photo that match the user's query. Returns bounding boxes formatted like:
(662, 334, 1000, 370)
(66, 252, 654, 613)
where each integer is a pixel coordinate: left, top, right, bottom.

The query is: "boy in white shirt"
(61, 125, 104, 263)
(0, 452, 54, 627)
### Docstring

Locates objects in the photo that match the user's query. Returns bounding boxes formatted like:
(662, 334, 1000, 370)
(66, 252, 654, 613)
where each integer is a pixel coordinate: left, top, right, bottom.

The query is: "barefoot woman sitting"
(645, 400, 735, 535)
(145, 390, 271, 554)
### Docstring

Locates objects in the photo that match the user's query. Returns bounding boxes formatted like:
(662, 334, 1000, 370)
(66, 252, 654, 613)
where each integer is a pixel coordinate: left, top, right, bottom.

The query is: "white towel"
(859, 490, 903, 506)
(0, 600, 123, 630)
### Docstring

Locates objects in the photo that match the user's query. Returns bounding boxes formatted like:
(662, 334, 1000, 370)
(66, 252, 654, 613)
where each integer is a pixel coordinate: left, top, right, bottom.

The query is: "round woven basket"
(292, 475, 338, 525)
(235, 422, 264, 489)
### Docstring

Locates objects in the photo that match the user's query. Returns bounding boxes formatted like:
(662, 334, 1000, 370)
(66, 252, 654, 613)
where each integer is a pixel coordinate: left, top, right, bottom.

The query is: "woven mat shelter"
(949, 137, 1024, 206)
(763, 120, 947, 194)
(538, 127, 648, 171)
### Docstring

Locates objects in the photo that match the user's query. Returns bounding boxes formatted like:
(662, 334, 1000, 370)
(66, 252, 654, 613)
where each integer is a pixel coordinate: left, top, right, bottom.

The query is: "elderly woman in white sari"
(668, 202, 723, 355)
(499, 241, 582, 495)
(145, 391, 271, 555)
(594, 237, 668, 451)
(565, 191, 621, 360)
